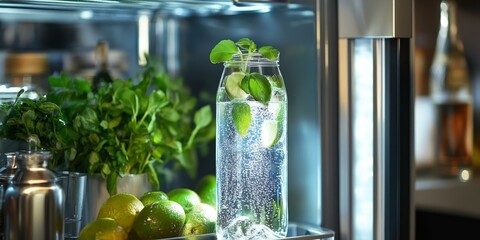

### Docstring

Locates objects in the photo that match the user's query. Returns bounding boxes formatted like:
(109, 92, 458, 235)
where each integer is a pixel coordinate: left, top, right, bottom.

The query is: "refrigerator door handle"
(338, 38, 413, 240)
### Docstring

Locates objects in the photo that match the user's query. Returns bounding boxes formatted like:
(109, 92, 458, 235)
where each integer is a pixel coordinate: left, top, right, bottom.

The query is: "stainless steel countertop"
(415, 176, 480, 218)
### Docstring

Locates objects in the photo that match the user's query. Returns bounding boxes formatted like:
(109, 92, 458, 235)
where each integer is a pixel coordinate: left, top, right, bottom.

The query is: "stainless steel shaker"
(0, 153, 17, 240)
(4, 151, 64, 240)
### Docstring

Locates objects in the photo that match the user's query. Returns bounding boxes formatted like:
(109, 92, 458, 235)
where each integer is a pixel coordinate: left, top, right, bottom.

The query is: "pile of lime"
(79, 175, 217, 240)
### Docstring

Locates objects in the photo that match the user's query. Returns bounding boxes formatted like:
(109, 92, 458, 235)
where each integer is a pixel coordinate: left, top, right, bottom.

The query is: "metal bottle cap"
(11, 151, 55, 185)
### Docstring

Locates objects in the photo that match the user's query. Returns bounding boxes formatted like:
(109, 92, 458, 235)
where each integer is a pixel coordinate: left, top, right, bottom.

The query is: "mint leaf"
(210, 40, 239, 64)
(268, 75, 284, 88)
(248, 73, 272, 104)
(232, 102, 251, 137)
(259, 46, 280, 60)
(236, 38, 256, 53)
(241, 74, 250, 94)
(74, 79, 92, 93)
(186, 105, 212, 148)
(194, 105, 212, 129)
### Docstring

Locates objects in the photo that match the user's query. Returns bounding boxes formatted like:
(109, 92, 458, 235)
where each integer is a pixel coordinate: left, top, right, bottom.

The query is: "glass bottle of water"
(216, 53, 288, 239)
(430, 0, 472, 178)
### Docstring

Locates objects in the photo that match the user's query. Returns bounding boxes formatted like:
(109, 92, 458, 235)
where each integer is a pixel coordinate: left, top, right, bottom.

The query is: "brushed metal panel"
(339, 0, 412, 38)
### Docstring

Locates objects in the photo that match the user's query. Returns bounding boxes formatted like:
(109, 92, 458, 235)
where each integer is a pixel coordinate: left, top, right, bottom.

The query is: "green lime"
(225, 72, 247, 99)
(79, 218, 128, 240)
(261, 119, 279, 148)
(97, 193, 144, 233)
(131, 200, 186, 239)
(167, 188, 201, 213)
(139, 191, 168, 207)
(195, 175, 216, 208)
(182, 203, 217, 236)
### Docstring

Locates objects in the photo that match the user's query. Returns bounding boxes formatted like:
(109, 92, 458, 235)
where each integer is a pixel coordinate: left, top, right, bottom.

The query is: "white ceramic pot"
(82, 173, 151, 226)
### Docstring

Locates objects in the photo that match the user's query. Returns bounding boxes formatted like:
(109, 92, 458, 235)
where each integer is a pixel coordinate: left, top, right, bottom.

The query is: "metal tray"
(162, 222, 334, 240)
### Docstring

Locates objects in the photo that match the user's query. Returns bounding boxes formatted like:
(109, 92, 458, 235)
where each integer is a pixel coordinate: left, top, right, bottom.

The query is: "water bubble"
(219, 216, 281, 240)
(271, 88, 286, 102)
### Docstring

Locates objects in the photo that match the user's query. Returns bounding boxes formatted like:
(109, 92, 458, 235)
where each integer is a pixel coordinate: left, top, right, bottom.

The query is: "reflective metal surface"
(4, 151, 64, 240)
(0, 153, 18, 240)
(338, 38, 413, 240)
(338, 0, 412, 38)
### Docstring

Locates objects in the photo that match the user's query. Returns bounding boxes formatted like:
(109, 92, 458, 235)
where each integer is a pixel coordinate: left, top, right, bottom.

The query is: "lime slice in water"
(261, 120, 279, 148)
(268, 102, 281, 118)
(225, 72, 247, 99)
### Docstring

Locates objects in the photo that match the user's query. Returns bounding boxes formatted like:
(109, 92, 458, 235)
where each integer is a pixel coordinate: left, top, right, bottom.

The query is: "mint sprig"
(209, 38, 279, 64)
(210, 38, 280, 138)
(209, 38, 279, 104)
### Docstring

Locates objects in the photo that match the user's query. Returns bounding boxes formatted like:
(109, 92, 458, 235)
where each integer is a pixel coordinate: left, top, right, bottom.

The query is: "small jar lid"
(4, 53, 48, 76)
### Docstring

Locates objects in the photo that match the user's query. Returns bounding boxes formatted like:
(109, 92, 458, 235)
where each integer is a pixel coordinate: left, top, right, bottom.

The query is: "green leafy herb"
(0, 93, 77, 168)
(187, 105, 212, 148)
(209, 40, 239, 64)
(241, 75, 250, 94)
(232, 102, 251, 137)
(42, 58, 215, 195)
(268, 75, 284, 88)
(259, 46, 280, 60)
(209, 38, 279, 64)
(236, 38, 256, 52)
(248, 73, 272, 104)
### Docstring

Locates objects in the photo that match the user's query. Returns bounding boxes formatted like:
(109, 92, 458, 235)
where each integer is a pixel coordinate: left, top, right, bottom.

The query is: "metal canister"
(0, 153, 18, 240)
(4, 151, 64, 240)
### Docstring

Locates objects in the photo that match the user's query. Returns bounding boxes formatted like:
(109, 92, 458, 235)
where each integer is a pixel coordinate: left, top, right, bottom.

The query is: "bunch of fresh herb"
(47, 61, 214, 194)
(0, 90, 77, 167)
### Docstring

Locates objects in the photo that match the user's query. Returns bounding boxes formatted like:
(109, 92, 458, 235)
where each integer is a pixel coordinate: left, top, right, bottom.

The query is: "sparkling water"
(216, 87, 288, 239)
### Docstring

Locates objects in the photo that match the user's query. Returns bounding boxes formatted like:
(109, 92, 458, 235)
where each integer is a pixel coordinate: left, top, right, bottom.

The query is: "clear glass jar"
(216, 53, 288, 239)
(430, 0, 472, 178)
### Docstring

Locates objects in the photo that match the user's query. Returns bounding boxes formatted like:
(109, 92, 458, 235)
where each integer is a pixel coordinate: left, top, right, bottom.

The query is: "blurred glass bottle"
(430, 0, 472, 178)
(92, 40, 112, 90)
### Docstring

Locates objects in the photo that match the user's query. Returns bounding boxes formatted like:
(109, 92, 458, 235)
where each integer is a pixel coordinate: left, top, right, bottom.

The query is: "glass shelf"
(162, 223, 335, 240)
